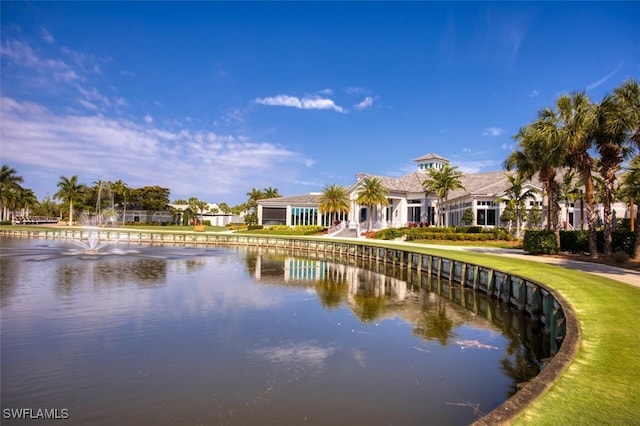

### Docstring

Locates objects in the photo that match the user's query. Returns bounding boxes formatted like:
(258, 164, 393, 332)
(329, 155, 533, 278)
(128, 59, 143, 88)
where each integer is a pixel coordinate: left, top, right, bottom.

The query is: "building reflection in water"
(246, 247, 555, 395)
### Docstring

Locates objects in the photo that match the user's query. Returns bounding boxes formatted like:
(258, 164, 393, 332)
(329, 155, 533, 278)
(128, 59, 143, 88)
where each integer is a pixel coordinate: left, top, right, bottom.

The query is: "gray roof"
(258, 193, 320, 206)
(413, 152, 450, 163)
(259, 150, 545, 204)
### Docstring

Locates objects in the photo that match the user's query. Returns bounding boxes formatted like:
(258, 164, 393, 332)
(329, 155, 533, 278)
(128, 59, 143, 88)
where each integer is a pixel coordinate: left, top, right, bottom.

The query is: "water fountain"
(72, 181, 115, 254)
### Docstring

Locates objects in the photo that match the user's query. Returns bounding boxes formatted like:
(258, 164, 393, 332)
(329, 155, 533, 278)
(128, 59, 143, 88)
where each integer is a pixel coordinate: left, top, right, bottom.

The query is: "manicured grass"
(411, 238, 523, 249)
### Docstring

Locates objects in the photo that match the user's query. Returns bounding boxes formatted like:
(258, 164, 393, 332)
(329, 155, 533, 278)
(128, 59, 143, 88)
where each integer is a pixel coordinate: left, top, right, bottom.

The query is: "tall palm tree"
(111, 179, 131, 226)
(507, 109, 568, 248)
(421, 164, 464, 227)
(318, 184, 350, 226)
(613, 78, 640, 150)
(188, 197, 209, 224)
(620, 155, 640, 259)
(356, 177, 389, 232)
(16, 188, 38, 218)
(498, 173, 538, 239)
(558, 170, 581, 230)
(593, 79, 640, 255)
(54, 175, 86, 226)
(557, 91, 599, 257)
(0, 164, 24, 221)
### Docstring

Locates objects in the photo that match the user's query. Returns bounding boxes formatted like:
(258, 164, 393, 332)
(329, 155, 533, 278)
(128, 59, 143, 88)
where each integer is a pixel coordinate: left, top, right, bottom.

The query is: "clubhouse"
(256, 153, 632, 233)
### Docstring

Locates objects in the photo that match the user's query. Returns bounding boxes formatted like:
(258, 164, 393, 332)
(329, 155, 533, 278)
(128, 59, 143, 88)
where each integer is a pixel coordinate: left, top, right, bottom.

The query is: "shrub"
(455, 226, 482, 233)
(560, 230, 589, 254)
(375, 228, 403, 240)
(560, 230, 635, 256)
(523, 230, 558, 255)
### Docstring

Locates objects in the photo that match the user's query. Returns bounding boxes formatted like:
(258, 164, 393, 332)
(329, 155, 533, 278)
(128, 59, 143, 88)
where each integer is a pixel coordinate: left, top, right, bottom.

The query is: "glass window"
(477, 210, 486, 225)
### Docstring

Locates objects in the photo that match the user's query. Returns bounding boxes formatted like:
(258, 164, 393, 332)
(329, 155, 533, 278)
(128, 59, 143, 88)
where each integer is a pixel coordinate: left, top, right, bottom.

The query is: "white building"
(257, 153, 634, 232)
(170, 203, 243, 226)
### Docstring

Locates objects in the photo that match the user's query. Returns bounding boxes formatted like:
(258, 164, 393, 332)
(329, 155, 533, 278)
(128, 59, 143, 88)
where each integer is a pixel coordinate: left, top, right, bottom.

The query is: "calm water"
(0, 237, 547, 425)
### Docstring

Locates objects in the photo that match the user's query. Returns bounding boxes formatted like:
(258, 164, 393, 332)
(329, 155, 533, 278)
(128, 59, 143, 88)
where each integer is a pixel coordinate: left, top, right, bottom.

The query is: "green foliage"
(523, 230, 558, 254)
(375, 227, 404, 240)
(455, 226, 482, 233)
(374, 226, 513, 242)
(461, 208, 474, 225)
(559, 230, 635, 256)
(243, 224, 325, 235)
(525, 204, 543, 229)
(500, 202, 516, 223)
(559, 230, 590, 254)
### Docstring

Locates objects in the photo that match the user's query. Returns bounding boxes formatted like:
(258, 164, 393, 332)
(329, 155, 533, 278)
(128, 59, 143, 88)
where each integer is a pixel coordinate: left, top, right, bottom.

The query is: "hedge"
(525, 229, 636, 256)
(375, 226, 513, 242)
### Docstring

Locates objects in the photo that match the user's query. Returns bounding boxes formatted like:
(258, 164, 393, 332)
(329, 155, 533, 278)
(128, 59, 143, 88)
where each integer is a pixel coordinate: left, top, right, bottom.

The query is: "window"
(477, 208, 496, 226)
(290, 207, 319, 226)
(407, 206, 421, 223)
(263, 207, 286, 225)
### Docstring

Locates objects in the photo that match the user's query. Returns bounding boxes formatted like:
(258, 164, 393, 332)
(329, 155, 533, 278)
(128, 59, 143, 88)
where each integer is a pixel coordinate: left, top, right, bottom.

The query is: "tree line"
(0, 170, 279, 226)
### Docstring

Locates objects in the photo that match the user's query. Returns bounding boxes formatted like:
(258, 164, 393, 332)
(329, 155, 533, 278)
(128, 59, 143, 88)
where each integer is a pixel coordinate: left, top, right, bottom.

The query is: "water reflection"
(1, 237, 550, 425)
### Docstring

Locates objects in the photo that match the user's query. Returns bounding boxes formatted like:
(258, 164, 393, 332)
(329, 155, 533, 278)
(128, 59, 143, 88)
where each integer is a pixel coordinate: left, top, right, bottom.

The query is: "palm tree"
(593, 79, 640, 255)
(262, 187, 281, 199)
(16, 188, 38, 219)
(421, 164, 464, 227)
(0, 164, 24, 221)
(355, 177, 389, 232)
(111, 179, 131, 226)
(318, 184, 350, 227)
(188, 197, 209, 224)
(558, 170, 581, 230)
(54, 175, 86, 226)
(508, 107, 566, 234)
(613, 78, 640, 150)
(620, 155, 640, 259)
(217, 202, 231, 214)
(557, 91, 599, 257)
(497, 173, 537, 239)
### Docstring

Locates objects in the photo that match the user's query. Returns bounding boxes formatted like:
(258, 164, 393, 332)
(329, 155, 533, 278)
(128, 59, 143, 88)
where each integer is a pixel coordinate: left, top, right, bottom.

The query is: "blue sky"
(1, 1, 638, 206)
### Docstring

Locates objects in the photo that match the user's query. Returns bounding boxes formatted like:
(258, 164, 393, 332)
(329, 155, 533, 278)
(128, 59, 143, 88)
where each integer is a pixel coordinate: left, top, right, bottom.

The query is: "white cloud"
(528, 89, 539, 97)
(482, 127, 504, 137)
(256, 94, 345, 113)
(144, 114, 153, 124)
(586, 61, 624, 91)
(345, 86, 366, 95)
(1, 96, 312, 202)
(40, 27, 55, 44)
(354, 96, 374, 110)
(501, 143, 514, 150)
